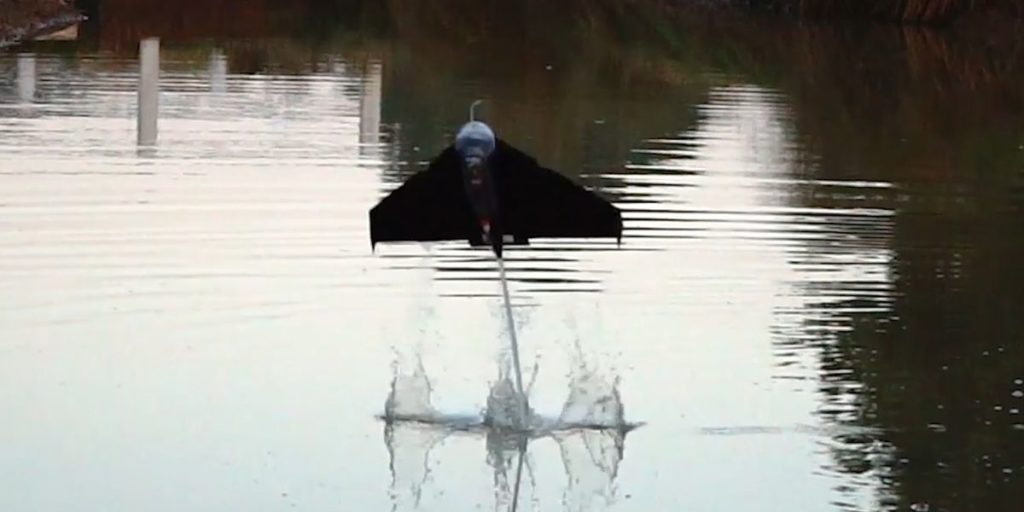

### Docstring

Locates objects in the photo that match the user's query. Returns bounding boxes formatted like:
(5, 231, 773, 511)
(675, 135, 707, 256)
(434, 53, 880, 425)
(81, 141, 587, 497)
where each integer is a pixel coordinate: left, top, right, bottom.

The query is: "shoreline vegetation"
(0, 0, 1021, 50)
(748, 0, 1022, 24)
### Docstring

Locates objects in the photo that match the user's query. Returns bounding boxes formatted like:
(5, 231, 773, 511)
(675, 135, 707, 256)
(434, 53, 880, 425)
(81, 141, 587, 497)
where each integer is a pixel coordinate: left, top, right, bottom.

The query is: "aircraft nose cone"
(456, 121, 496, 166)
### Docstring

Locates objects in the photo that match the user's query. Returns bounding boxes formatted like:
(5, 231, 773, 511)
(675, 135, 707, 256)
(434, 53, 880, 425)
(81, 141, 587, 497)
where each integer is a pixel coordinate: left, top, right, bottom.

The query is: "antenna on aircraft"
(469, 99, 483, 122)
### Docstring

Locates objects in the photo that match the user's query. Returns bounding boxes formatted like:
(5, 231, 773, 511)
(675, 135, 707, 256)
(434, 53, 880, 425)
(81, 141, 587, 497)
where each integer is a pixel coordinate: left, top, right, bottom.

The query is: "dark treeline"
(4, 0, 1022, 45)
(75, 0, 706, 50)
(63, 0, 1024, 52)
(747, 0, 1023, 24)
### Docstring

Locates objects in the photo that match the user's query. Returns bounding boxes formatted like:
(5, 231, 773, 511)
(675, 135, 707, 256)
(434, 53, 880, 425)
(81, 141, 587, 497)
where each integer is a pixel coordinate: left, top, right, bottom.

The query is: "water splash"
(559, 340, 626, 429)
(382, 350, 446, 510)
(381, 341, 636, 511)
(384, 351, 436, 422)
(558, 372, 625, 428)
(381, 334, 635, 433)
(383, 247, 444, 424)
(485, 353, 535, 430)
(554, 342, 627, 511)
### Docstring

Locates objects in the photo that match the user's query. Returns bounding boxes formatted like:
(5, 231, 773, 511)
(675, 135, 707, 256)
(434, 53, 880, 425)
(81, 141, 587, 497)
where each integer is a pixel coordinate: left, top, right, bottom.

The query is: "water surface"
(2, 9, 1023, 512)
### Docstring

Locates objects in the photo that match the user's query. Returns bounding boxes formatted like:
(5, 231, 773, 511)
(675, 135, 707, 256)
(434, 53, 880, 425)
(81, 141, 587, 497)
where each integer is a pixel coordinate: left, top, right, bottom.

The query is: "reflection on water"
(555, 429, 624, 512)
(2, 5, 1024, 512)
(384, 423, 445, 510)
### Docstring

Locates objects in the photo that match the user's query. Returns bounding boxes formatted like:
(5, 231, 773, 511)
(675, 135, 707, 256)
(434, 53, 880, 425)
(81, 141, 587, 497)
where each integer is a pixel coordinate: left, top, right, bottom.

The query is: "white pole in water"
(496, 255, 529, 427)
(138, 38, 160, 146)
(17, 53, 36, 103)
(359, 61, 382, 145)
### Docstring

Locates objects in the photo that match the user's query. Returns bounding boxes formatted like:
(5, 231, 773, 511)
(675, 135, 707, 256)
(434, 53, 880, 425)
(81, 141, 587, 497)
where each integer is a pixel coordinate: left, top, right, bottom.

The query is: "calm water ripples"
(2, 17, 1023, 512)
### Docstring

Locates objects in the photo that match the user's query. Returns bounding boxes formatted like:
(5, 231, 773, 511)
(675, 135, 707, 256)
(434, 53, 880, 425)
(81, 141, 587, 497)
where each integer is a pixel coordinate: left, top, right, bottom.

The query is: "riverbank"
(0, 0, 85, 48)
(2, 0, 1020, 52)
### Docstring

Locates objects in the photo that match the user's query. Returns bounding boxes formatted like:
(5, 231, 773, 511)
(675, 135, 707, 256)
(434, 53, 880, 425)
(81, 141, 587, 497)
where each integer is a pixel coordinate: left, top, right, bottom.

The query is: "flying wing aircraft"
(369, 121, 622, 257)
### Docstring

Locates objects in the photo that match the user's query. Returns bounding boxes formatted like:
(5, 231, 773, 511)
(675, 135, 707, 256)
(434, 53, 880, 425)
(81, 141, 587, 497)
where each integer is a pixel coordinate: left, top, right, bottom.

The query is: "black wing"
(369, 140, 622, 251)
(369, 148, 477, 249)
(494, 142, 622, 243)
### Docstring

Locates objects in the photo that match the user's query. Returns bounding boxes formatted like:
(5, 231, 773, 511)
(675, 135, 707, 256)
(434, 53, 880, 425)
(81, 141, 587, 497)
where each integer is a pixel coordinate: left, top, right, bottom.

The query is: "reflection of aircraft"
(383, 420, 628, 512)
(369, 120, 622, 258)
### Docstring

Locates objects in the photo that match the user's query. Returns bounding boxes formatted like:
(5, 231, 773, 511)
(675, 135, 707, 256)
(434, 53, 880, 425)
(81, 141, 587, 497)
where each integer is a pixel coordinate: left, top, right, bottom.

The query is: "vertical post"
(209, 49, 227, 95)
(497, 256, 529, 428)
(138, 38, 160, 146)
(17, 53, 36, 103)
(359, 61, 382, 144)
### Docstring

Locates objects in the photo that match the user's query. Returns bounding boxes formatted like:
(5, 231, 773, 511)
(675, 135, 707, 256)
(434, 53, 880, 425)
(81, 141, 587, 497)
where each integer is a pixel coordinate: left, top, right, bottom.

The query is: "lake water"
(2, 8, 1023, 512)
